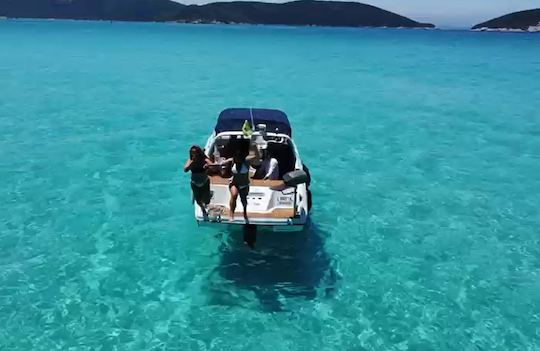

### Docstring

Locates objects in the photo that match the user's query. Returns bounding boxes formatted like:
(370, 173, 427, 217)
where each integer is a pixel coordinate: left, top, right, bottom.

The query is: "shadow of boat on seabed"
(205, 222, 340, 312)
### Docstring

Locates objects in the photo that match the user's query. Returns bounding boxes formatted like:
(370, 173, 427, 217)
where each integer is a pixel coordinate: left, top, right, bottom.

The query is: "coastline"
(0, 0, 435, 29)
(472, 26, 540, 33)
(174, 19, 437, 29)
(1, 16, 438, 29)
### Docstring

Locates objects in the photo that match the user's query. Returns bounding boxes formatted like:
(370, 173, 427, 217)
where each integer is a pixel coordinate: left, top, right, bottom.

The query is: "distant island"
(0, 0, 435, 28)
(472, 9, 540, 32)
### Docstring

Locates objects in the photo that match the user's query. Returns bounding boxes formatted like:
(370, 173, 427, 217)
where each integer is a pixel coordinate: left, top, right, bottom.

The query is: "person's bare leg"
(229, 186, 238, 221)
(197, 200, 208, 219)
(240, 188, 249, 223)
(201, 182, 210, 219)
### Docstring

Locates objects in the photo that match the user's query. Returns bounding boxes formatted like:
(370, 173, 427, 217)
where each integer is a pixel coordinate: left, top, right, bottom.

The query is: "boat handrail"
(213, 131, 292, 141)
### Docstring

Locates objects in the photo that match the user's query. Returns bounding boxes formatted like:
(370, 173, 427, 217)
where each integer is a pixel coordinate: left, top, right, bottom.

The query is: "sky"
(177, 0, 540, 28)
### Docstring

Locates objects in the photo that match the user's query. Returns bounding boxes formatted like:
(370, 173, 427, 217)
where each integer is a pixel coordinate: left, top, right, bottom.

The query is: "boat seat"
(267, 142, 296, 179)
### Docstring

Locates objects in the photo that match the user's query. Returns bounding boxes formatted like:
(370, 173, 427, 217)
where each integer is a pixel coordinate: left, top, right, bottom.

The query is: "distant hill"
(0, 0, 185, 21)
(176, 1, 434, 28)
(472, 9, 540, 30)
(0, 0, 435, 28)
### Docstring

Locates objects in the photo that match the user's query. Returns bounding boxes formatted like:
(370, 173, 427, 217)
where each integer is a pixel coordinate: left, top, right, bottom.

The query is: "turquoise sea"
(1, 19, 540, 350)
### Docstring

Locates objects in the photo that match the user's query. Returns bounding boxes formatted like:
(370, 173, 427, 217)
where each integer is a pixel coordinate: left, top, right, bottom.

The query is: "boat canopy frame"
(205, 131, 302, 163)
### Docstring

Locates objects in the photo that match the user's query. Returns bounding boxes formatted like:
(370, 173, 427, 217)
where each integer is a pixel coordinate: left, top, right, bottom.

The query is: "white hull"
(194, 131, 311, 228)
(195, 176, 309, 228)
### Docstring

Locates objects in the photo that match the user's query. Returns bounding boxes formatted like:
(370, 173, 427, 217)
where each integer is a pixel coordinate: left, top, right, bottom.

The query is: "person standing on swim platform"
(184, 145, 212, 218)
(220, 148, 251, 222)
(214, 137, 260, 222)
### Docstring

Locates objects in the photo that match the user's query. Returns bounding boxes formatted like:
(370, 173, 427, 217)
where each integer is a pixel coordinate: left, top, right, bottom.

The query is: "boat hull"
(194, 176, 309, 229)
(193, 127, 311, 229)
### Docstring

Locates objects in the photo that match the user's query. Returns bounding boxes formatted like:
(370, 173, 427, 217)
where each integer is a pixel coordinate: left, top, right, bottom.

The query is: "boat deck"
(207, 206, 295, 220)
(205, 176, 295, 221)
(209, 175, 285, 188)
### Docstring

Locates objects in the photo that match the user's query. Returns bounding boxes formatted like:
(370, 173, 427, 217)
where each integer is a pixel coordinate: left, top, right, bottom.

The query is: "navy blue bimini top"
(214, 108, 292, 136)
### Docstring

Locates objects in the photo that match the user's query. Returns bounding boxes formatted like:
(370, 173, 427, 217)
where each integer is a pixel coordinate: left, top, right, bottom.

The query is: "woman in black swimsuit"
(184, 145, 212, 217)
(221, 149, 251, 222)
(210, 138, 260, 222)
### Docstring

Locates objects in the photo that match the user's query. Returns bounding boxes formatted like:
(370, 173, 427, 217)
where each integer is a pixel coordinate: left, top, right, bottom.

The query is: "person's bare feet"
(202, 207, 208, 221)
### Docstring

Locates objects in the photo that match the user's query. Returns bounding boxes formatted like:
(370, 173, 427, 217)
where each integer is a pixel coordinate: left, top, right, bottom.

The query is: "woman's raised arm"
(183, 158, 192, 172)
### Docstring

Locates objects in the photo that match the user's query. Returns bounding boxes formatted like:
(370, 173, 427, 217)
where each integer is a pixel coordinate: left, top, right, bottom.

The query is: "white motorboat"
(195, 108, 311, 230)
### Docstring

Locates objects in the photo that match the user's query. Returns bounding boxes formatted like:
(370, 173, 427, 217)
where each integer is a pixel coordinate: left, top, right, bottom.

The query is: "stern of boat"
(195, 176, 309, 231)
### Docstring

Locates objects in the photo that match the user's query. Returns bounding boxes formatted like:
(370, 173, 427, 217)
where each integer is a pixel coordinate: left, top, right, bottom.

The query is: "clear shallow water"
(1, 20, 540, 350)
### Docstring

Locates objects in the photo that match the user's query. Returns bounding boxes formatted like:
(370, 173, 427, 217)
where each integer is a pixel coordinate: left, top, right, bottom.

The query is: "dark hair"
(189, 145, 205, 160)
(233, 149, 247, 162)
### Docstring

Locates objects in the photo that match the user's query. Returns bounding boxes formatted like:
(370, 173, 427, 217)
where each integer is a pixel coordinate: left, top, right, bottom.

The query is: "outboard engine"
(283, 169, 309, 187)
